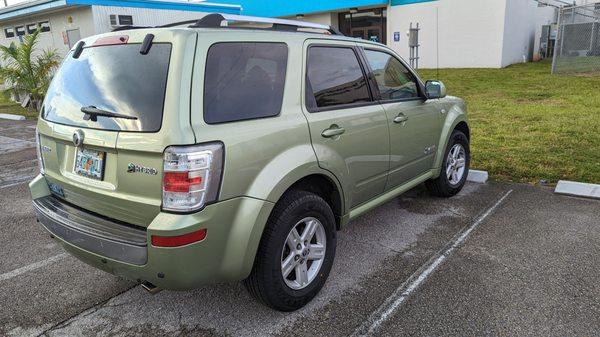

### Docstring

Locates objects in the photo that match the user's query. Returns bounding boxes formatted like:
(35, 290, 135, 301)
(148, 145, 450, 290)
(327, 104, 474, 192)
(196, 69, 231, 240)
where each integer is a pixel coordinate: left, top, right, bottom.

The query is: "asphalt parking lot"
(1, 119, 599, 337)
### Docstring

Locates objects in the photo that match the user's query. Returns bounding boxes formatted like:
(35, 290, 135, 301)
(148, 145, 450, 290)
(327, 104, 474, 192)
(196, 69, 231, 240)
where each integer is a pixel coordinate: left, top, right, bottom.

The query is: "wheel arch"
(433, 105, 470, 174)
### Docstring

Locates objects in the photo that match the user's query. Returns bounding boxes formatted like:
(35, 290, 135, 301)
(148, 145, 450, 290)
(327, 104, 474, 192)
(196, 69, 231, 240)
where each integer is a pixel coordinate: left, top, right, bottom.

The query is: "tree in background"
(0, 29, 60, 111)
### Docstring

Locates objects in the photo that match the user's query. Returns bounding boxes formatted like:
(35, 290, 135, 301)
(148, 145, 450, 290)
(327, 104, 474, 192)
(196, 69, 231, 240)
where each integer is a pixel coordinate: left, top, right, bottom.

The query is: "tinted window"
(204, 42, 288, 124)
(4, 28, 14, 38)
(364, 49, 419, 100)
(44, 43, 171, 132)
(15, 26, 25, 36)
(39, 21, 50, 32)
(306, 46, 371, 109)
(27, 24, 38, 34)
(118, 15, 133, 25)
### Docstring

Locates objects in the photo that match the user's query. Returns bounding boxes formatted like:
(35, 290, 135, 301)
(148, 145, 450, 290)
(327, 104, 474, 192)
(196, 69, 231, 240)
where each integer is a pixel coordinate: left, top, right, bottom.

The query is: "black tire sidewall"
(259, 192, 336, 310)
(440, 131, 470, 193)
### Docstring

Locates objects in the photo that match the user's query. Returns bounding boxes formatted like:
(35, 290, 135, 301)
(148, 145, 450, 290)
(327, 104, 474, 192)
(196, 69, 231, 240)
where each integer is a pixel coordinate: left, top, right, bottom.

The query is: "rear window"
(43, 43, 171, 132)
(203, 42, 288, 124)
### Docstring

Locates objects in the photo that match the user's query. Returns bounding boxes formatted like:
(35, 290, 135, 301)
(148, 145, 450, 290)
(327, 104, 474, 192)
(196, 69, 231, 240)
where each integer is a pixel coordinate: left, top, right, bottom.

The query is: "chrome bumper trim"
(33, 196, 148, 265)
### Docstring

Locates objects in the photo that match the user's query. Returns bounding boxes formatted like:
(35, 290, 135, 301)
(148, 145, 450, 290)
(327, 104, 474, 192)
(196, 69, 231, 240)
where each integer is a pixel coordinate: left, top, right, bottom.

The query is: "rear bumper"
(33, 196, 148, 265)
(29, 174, 275, 290)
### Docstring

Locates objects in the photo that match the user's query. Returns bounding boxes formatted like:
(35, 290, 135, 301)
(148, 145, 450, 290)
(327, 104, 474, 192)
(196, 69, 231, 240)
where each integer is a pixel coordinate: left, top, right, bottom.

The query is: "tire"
(426, 130, 470, 197)
(243, 190, 337, 311)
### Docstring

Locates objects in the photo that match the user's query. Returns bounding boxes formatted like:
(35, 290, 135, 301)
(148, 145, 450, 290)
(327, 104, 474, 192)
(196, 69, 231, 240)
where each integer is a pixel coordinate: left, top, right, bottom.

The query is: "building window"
(109, 15, 117, 25)
(118, 15, 133, 25)
(15, 26, 26, 36)
(4, 27, 15, 38)
(27, 23, 38, 34)
(338, 8, 387, 44)
(38, 21, 51, 32)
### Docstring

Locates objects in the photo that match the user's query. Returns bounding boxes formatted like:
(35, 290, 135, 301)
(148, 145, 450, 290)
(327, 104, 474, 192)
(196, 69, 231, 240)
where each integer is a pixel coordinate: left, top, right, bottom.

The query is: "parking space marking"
(352, 189, 513, 337)
(0, 253, 67, 282)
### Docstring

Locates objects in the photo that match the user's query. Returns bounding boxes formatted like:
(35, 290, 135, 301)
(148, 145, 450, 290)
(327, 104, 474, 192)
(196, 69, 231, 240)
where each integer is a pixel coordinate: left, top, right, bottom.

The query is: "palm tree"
(0, 29, 60, 111)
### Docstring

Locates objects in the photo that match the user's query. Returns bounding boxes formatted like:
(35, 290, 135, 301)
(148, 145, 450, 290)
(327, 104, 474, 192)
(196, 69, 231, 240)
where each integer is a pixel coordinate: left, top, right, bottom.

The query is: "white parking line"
(352, 189, 514, 337)
(0, 253, 67, 282)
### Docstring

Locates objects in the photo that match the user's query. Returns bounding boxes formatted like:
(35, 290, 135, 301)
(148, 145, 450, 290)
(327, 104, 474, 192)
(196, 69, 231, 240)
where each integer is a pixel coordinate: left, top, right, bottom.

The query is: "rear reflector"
(93, 35, 129, 46)
(151, 229, 207, 247)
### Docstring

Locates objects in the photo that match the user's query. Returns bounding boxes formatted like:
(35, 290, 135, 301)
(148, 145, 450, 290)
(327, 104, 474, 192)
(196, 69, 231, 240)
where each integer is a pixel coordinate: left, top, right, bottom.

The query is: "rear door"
(301, 40, 390, 209)
(360, 46, 443, 190)
(37, 30, 197, 226)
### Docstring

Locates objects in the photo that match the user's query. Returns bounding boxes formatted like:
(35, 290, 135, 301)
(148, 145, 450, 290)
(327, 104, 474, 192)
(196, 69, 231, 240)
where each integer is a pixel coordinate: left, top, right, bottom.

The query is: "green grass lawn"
(420, 60, 600, 184)
(0, 93, 38, 119)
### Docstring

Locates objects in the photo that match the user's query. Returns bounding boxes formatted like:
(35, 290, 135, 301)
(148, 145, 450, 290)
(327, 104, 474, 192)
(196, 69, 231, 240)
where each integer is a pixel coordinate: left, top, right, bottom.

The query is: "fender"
(243, 144, 341, 205)
(432, 98, 469, 177)
(239, 144, 345, 275)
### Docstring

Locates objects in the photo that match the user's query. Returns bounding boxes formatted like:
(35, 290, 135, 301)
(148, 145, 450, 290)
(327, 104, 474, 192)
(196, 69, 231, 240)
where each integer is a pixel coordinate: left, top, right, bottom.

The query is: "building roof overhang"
(0, 0, 241, 22)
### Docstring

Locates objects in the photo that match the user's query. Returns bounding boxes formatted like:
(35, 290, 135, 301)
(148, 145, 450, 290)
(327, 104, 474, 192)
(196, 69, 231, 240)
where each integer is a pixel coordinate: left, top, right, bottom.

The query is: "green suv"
(30, 14, 470, 311)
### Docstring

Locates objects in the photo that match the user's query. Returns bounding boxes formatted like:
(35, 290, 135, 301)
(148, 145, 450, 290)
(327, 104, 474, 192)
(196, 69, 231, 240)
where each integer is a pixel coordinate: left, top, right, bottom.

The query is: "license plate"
(48, 182, 64, 198)
(74, 148, 105, 180)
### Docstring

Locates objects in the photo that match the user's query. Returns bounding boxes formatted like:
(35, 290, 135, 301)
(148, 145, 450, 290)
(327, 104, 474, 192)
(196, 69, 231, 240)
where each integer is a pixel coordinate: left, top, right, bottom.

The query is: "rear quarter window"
(203, 42, 288, 124)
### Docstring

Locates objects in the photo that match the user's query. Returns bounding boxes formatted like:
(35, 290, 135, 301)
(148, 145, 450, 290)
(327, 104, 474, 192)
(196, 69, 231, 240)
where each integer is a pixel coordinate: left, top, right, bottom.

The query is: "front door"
(302, 41, 390, 208)
(361, 47, 442, 190)
(66, 29, 81, 49)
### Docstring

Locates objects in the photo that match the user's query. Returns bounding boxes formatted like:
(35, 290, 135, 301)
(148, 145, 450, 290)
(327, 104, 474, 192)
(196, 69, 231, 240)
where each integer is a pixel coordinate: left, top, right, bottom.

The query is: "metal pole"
(551, 7, 563, 74)
(416, 22, 419, 70)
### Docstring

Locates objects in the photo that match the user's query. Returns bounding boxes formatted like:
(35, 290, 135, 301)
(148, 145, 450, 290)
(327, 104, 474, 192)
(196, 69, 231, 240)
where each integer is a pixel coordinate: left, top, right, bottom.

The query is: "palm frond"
(0, 29, 60, 109)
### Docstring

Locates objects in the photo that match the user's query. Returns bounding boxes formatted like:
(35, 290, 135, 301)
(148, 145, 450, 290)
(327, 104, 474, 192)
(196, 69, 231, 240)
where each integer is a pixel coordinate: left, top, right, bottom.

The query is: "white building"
(269, 0, 559, 68)
(1, 0, 594, 68)
(0, 0, 240, 56)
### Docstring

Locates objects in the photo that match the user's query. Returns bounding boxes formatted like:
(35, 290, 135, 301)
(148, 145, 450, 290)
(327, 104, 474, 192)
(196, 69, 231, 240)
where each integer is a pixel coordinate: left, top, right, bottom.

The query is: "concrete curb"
(0, 113, 26, 121)
(554, 180, 600, 199)
(467, 170, 488, 184)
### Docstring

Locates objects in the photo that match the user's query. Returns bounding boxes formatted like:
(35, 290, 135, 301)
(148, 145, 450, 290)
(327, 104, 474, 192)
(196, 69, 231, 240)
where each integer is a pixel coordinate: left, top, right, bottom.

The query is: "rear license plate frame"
(74, 147, 106, 181)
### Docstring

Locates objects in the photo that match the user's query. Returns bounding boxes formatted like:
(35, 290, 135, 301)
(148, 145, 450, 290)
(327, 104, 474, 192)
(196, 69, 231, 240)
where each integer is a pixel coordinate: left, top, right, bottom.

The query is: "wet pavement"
(1, 119, 599, 337)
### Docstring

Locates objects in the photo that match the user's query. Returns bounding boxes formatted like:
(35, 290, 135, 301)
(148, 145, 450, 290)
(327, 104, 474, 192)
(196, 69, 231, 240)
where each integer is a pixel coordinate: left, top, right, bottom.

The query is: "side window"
(364, 49, 419, 100)
(26, 24, 38, 34)
(15, 26, 25, 36)
(4, 28, 14, 38)
(203, 42, 288, 124)
(306, 46, 371, 110)
(38, 22, 51, 32)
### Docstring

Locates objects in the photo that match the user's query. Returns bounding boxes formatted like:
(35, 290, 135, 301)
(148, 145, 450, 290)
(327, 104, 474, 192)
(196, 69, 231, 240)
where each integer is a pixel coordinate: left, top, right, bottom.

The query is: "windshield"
(43, 43, 172, 132)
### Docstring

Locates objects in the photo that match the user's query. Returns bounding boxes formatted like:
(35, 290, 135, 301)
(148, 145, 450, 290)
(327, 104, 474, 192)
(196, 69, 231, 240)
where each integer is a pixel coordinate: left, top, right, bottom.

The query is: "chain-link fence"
(552, 4, 600, 75)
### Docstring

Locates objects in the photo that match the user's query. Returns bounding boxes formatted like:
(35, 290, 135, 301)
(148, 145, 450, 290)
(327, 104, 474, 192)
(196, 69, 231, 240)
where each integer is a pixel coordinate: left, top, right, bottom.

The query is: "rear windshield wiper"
(81, 106, 138, 122)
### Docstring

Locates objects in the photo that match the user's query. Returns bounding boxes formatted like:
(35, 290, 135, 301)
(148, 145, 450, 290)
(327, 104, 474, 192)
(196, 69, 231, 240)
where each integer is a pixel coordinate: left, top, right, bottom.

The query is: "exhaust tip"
(141, 281, 162, 295)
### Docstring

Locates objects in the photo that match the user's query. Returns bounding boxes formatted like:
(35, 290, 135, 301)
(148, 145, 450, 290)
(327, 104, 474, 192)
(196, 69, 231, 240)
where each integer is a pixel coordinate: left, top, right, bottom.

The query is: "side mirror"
(425, 80, 446, 99)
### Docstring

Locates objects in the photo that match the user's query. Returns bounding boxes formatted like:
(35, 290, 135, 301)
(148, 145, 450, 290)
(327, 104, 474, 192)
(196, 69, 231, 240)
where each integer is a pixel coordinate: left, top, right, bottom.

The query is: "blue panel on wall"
(217, 0, 388, 17)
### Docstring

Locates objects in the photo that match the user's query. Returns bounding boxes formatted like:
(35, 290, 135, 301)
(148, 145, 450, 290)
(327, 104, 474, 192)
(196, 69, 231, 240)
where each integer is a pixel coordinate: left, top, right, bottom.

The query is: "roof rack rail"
(111, 25, 150, 32)
(161, 13, 343, 35)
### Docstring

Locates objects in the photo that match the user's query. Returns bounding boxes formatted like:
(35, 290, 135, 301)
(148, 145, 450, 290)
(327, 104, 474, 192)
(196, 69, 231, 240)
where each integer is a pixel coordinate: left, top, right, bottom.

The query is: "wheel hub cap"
(281, 217, 326, 290)
(446, 144, 466, 186)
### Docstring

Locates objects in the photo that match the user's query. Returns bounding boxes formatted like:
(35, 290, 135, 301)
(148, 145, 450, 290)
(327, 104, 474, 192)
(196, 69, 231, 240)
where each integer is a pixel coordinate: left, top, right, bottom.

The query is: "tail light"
(162, 142, 223, 212)
(35, 128, 45, 174)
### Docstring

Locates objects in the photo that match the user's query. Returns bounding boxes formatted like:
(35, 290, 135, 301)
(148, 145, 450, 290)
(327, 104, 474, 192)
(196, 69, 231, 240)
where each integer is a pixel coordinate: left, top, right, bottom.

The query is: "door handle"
(393, 114, 408, 124)
(321, 125, 345, 138)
